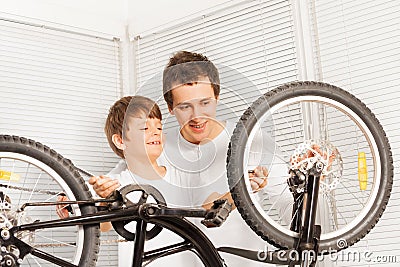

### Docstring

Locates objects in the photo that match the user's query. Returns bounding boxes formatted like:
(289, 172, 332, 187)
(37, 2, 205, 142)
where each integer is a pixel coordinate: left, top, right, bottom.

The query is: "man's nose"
(192, 105, 202, 118)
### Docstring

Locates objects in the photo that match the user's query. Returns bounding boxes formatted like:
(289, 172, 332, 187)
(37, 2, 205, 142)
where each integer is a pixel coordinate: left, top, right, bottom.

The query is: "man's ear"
(168, 106, 175, 115)
(112, 134, 125, 150)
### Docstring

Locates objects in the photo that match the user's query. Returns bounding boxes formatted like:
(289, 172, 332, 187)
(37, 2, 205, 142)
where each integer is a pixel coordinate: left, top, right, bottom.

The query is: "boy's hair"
(163, 51, 220, 110)
(104, 95, 162, 158)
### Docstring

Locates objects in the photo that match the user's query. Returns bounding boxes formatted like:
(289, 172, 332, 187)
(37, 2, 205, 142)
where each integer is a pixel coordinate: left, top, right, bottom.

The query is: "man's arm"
(202, 166, 268, 210)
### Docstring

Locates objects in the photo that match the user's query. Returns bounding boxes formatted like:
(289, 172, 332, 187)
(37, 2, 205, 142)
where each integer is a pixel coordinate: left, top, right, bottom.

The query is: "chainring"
(111, 184, 166, 241)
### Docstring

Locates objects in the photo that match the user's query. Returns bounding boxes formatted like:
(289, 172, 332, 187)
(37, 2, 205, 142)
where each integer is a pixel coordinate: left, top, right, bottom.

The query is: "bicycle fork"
(289, 164, 323, 267)
(300, 174, 321, 267)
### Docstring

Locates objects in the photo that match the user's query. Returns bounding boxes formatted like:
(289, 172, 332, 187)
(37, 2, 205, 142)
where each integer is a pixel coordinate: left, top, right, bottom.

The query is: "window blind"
(134, 0, 299, 130)
(134, 0, 400, 265)
(133, 0, 299, 256)
(0, 17, 121, 266)
(311, 0, 400, 265)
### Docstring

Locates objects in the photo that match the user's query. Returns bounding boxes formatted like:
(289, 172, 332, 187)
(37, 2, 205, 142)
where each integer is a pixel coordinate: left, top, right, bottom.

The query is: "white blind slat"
(0, 18, 121, 265)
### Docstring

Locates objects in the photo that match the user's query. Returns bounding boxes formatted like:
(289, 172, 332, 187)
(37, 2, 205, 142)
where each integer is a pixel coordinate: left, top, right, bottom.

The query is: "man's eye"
(178, 105, 190, 110)
(202, 101, 210, 106)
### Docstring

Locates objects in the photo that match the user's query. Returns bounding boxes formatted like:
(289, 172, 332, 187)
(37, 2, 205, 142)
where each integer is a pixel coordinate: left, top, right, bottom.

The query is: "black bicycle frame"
(4, 169, 324, 267)
(6, 202, 226, 267)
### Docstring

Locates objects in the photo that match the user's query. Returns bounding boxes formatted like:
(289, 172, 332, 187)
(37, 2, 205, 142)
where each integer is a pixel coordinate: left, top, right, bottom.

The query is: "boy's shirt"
(109, 168, 191, 208)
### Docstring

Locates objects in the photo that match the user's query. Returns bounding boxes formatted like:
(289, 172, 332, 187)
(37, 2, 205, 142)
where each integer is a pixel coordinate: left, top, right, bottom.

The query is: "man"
(91, 51, 271, 266)
(91, 51, 268, 201)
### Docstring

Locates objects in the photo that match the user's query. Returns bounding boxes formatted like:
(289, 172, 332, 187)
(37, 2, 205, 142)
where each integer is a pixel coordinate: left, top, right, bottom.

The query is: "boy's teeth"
(193, 123, 204, 128)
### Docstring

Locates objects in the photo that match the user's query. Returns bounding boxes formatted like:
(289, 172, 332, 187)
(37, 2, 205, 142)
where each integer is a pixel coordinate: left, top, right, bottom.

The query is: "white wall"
(0, 0, 233, 94)
(0, 0, 128, 37)
(0, 0, 232, 38)
(127, 0, 233, 35)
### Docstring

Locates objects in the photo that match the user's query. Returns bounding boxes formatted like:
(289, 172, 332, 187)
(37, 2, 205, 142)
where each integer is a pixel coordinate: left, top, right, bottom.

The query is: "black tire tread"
(0, 134, 100, 266)
(227, 81, 393, 251)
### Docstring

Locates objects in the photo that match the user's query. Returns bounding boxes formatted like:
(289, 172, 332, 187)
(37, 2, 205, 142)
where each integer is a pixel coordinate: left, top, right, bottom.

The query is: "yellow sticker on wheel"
(0, 170, 21, 182)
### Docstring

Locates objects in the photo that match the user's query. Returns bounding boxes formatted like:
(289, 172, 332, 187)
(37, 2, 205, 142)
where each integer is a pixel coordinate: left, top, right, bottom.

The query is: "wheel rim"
(0, 152, 85, 265)
(241, 94, 381, 243)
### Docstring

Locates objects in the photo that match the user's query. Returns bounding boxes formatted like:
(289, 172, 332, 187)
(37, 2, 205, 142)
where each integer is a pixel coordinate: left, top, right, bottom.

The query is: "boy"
(99, 95, 190, 266)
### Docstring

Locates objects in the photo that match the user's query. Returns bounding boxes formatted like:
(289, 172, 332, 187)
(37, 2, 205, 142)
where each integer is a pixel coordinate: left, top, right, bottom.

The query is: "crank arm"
(143, 204, 207, 218)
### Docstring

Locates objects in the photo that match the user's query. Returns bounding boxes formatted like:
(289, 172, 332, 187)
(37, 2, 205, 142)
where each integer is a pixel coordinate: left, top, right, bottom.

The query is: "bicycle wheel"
(227, 81, 393, 252)
(140, 216, 227, 267)
(0, 135, 100, 266)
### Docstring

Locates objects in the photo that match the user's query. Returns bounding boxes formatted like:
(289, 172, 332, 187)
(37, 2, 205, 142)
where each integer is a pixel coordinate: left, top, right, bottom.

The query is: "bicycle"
(0, 81, 393, 266)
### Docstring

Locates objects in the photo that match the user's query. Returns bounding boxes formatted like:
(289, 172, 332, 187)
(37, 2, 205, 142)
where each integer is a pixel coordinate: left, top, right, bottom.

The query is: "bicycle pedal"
(201, 199, 232, 228)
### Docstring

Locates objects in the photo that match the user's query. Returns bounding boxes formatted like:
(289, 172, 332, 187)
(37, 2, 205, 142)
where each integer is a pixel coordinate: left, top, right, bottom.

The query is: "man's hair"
(104, 95, 162, 158)
(163, 51, 220, 110)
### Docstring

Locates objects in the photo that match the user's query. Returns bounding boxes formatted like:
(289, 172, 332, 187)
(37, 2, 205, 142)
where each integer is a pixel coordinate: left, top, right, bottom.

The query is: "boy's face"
(123, 117, 163, 162)
(169, 77, 219, 144)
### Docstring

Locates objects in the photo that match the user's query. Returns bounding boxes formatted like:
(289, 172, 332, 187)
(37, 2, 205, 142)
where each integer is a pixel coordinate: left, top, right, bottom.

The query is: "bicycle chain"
(0, 184, 131, 246)
(0, 167, 93, 196)
(0, 183, 59, 195)
(32, 238, 129, 248)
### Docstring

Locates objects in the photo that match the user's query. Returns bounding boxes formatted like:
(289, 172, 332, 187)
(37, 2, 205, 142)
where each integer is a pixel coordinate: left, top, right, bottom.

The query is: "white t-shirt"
(109, 169, 192, 267)
(113, 168, 191, 208)
(158, 121, 271, 267)
(159, 121, 235, 207)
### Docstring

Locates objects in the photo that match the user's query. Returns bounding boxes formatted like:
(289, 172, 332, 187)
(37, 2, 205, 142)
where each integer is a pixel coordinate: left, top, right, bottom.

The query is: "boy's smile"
(124, 117, 164, 162)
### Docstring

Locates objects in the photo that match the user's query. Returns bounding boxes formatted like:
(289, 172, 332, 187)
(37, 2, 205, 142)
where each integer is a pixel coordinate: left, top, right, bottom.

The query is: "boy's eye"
(140, 127, 148, 131)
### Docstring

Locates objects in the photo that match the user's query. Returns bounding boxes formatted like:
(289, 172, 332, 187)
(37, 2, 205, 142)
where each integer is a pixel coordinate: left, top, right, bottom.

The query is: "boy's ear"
(112, 134, 125, 150)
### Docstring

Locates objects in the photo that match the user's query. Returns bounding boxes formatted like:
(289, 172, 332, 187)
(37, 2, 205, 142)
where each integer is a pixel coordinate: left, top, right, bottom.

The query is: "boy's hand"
(56, 194, 70, 219)
(89, 175, 120, 198)
(249, 166, 268, 193)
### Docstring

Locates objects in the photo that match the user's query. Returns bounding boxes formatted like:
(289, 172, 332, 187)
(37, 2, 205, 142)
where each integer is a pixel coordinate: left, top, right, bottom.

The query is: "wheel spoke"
(228, 82, 392, 251)
(0, 139, 99, 266)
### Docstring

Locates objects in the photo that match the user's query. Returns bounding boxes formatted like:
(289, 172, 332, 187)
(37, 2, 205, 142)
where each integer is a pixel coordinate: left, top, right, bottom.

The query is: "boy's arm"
(89, 176, 120, 198)
(202, 192, 235, 210)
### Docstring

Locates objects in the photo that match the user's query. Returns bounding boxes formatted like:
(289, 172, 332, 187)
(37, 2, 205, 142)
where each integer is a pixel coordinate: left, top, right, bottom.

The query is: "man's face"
(169, 77, 219, 144)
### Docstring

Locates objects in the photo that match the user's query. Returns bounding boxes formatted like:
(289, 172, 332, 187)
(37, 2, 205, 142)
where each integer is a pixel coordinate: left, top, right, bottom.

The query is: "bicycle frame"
(0, 189, 238, 267)
(1, 167, 324, 267)
(291, 170, 322, 267)
(220, 165, 324, 267)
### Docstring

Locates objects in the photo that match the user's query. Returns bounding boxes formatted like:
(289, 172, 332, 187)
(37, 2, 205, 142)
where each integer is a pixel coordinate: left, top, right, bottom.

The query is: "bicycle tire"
(147, 216, 226, 267)
(0, 135, 100, 266)
(227, 81, 393, 252)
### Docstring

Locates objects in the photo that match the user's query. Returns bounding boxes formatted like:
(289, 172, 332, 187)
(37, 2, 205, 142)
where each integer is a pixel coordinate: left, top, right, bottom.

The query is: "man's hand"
(89, 175, 120, 198)
(290, 144, 337, 180)
(249, 166, 268, 193)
